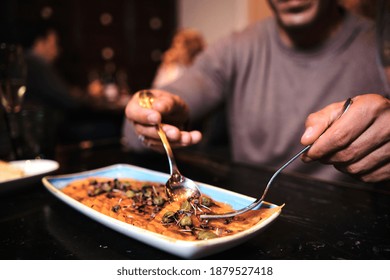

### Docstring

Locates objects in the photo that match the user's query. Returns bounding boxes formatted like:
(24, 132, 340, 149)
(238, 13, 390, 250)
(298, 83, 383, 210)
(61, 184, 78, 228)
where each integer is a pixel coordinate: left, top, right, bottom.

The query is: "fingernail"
(303, 127, 313, 139)
(166, 129, 176, 138)
(147, 113, 159, 124)
(301, 153, 312, 163)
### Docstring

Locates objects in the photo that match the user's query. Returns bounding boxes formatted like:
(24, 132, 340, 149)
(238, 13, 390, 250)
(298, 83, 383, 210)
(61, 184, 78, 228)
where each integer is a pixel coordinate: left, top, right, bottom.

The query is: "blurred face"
(43, 31, 59, 63)
(33, 30, 59, 63)
(267, 0, 335, 30)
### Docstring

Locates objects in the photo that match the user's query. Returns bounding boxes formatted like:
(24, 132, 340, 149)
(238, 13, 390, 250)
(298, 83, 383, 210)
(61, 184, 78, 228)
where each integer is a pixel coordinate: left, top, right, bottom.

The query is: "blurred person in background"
(22, 21, 125, 145)
(124, 0, 390, 184)
(152, 28, 206, 88)
(22, 21, 82, 112)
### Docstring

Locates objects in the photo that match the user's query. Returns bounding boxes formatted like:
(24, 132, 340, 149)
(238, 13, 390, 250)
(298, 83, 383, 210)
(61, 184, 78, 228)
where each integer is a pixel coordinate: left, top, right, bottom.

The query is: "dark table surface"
(1, 142, 389, 260)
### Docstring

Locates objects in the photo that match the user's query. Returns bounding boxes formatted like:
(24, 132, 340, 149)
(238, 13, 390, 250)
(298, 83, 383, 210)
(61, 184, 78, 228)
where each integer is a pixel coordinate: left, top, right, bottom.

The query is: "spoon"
(137, 90, 202, 201)
(200, 98, 353, 219)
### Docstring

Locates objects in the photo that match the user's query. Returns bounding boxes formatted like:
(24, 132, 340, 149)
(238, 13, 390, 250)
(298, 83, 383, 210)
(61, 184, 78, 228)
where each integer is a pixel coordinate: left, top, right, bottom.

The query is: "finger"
(301, 101, 345, 146)
(152, 92, 177, 114)
(136, 122, 202, 148)
(161, 125, 202, 146)
(357, 162, 390, 183)
(302, 98, 371, 162)
(179, 130, 203, 146)
(151, 89, 187, 113)
(321, 113, 390, 165)
(141, 130, 202, 150)
(342, 161, 390, 183)
(133, 122, 161, 140)
(334, 141, 390, 178)
(161, 124, 182, 142)
(145, 90, 188, 126)
(125, 96, 161, 125)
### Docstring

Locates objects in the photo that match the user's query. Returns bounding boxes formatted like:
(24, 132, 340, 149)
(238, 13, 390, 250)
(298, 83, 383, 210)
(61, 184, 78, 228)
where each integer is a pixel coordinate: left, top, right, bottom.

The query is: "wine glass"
(0, 42, 27, 159)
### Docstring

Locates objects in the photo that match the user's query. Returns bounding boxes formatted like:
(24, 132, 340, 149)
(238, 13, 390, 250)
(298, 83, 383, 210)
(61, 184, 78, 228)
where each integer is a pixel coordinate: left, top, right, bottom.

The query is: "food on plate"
(0, 160, 25, 182)
(62, 177, 281, 241)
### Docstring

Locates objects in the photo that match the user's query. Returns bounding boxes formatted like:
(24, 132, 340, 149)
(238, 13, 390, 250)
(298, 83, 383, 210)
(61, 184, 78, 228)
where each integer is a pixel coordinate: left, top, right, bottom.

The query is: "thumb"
(301, 101, 345, 146)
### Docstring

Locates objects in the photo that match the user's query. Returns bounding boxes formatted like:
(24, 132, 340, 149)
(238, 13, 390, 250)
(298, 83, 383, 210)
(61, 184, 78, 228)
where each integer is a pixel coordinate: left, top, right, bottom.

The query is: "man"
(124, 0, 390, 183)
(23, 23, 78, 110)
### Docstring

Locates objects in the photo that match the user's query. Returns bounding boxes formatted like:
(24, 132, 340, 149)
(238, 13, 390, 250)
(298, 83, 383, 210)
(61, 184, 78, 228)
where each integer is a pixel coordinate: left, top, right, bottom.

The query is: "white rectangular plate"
(0, 159, 59, 193)
(42, 164, 281, 259)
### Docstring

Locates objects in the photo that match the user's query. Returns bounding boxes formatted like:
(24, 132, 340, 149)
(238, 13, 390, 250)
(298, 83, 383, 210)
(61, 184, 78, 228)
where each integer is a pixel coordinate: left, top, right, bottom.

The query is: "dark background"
(0, 0, 177, 90)
(0, 0, 178, 156)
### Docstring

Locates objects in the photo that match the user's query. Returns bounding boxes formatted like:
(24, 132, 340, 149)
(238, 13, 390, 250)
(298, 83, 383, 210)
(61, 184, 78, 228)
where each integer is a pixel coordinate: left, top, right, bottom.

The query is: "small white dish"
(42, 164, 281, 259)
(0, 159, 59, 193)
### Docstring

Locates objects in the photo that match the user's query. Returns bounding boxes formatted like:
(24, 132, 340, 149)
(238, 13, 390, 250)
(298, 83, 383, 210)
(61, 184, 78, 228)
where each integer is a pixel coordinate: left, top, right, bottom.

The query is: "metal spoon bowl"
(200, 98, 353, 219)
(137, 90, 202, 201)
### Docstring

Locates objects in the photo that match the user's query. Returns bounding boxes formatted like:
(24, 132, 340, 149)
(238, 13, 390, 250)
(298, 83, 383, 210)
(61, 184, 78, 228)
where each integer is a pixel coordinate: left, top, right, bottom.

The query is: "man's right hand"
(125, 89, 202, 150)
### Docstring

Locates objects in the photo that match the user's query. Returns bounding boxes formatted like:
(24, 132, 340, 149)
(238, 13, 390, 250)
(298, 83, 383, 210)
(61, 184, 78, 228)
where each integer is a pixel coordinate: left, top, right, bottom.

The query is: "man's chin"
(276, 4, 320, 29)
